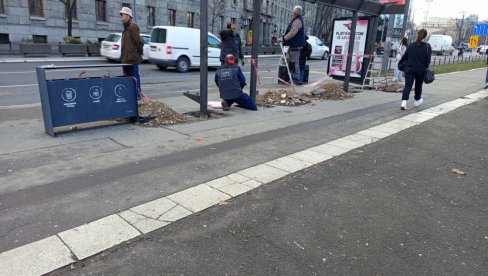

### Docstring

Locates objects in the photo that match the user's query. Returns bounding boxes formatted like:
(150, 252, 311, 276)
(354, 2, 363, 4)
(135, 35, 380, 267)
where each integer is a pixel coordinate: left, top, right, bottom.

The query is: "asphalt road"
(51, 98, 488, 276)
(0, 57, 330, 107)
(0, 53, 483, 107)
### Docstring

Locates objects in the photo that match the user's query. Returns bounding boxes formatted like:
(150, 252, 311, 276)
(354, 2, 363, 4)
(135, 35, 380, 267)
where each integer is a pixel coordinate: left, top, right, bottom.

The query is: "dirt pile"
(306, 83, 354, 100)
(377, 82, 404, 92)
(138, 101, 187, 127)
(255, 90, 311, 106)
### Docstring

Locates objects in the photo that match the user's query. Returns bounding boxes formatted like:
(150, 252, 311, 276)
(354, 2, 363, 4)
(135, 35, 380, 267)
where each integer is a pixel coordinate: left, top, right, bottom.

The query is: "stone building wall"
(0, 0, 319, 50)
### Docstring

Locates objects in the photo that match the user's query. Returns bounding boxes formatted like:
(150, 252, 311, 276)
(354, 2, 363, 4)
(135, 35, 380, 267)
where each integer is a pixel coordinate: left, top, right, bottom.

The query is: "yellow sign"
(469, 35, 479, 48)
(247, 30, 253, 45)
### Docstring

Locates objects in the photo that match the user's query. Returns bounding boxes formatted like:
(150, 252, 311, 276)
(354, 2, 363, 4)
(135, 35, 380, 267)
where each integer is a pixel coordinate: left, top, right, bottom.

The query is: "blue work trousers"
(224, 93, 257, 111)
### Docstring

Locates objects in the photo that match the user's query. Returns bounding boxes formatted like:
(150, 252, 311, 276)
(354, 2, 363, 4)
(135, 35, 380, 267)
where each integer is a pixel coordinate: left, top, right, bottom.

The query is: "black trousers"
(402, 70, 424, 101)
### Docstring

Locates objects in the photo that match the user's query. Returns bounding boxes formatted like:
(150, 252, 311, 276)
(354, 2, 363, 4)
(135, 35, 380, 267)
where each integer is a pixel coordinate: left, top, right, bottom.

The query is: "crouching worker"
(215, 54, 257, 111)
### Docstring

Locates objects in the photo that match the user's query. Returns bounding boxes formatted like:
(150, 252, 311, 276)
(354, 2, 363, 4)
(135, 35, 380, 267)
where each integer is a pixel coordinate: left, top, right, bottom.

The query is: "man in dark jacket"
(215, 54, 257, 111)
(283, 5, 306, 84)
(299, 36, 311, 83)
(219, 23, 244, 66)
(119, 7, 143, 96)
(485, 48, 488, 89)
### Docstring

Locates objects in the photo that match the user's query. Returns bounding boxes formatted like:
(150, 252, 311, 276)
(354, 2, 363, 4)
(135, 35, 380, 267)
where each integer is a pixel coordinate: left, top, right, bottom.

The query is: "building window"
(169, 9, 176, 26)
(219, 16, 224, 30)
(32, 35, 47, 43)
(0, 0, 5, 14)
(231, 18, 236, 25)
(29, 0, 44, 17)
(243, 0, 247, 10)
(122, 3, 131, 9)
(65, 1, 78, 19)
(187, 12, 194, 28)
(233, 0, 237, 6)
(147, 6, 155, 26)
(0, 33, 9, 44)
(95, 0, 107, 22)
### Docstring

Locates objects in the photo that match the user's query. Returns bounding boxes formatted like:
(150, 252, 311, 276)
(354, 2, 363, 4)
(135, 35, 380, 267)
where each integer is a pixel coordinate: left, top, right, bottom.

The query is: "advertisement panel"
(328, 18, 370, 79)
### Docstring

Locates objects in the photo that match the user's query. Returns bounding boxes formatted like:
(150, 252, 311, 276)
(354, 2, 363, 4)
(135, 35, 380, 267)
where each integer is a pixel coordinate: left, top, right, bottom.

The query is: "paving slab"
(237, 164, 289, 184)
(58, 214, 140, 260)
(0, 236, 73, 276)
(166, 184, 231, 213)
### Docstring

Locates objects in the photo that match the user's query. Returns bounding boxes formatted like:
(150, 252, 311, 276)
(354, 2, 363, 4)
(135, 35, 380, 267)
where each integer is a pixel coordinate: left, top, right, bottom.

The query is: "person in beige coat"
(119, 7, 143, 97)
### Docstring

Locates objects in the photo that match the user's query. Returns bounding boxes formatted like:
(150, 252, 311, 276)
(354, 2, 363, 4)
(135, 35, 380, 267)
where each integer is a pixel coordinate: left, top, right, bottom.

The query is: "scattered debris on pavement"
(377, 82, 405, 92)
(306, 83, 354, 100)
(256, 89, 311, 106)
(218, 200, 229, 206)
(138, 101, 187, 126)
(451, 168, 466, 175)
(136, 101, 225, 127)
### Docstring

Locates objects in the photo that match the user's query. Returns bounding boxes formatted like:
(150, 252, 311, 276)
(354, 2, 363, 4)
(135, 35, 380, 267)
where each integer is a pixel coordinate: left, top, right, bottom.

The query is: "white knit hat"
(120, 7, 133, 18)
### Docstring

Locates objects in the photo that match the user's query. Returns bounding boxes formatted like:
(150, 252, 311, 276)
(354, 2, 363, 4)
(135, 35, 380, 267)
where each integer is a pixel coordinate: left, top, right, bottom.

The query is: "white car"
(100, 33, 150, 61)
(307, 35, 330, 60)
(149, 26, 221, 72)
(477, 45, 488, 54)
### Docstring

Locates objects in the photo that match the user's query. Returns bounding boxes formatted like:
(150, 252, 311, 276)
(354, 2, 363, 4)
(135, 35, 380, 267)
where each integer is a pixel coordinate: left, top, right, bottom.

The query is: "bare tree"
(59, 0, 76, 37)
(210, 0, 226, 34)
(455, 14, 465, 45)
(310, 4, 339, 45)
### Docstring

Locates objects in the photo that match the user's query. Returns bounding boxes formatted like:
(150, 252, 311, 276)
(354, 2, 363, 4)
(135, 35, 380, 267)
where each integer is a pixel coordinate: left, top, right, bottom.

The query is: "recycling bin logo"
(89, 86, 103, 100)
(114, 84, 127, 98)
(61, 88, 77, 102)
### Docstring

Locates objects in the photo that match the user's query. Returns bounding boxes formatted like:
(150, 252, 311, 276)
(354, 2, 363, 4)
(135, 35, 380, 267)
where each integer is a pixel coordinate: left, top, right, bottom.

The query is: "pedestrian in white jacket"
(393, 37, 408, 82)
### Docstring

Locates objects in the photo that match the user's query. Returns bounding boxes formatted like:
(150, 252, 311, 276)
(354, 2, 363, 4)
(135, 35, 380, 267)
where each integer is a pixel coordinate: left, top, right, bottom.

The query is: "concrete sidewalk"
(0, 67, 487, 275)
(52, 93, 488, 276)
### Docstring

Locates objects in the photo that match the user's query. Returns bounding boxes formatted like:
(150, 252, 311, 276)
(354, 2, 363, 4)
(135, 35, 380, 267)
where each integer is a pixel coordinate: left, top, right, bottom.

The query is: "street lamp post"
(423, 0, 433, 29)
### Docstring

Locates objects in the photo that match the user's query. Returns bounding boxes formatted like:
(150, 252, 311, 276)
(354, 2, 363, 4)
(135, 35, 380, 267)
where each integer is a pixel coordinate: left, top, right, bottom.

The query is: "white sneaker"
(414, 98, 423, 107)
(401, 100, 407, 110)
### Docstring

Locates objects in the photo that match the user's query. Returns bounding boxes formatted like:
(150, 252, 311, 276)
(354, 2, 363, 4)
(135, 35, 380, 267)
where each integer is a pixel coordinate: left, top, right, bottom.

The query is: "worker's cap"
(225, 54, 235, 61)
(120, 7, 133, 18)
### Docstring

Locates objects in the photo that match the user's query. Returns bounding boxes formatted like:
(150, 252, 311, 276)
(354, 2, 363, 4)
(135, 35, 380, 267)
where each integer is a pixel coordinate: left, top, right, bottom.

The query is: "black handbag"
(424, 68, 435, 84)
(423, 43, 435, 84)
(398, 59, 407, 72)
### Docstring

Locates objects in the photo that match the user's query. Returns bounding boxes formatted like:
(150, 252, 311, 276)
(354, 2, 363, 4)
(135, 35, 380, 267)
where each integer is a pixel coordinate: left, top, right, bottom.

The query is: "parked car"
(149, 26, 221, 72)
(100, 33, 150, 61)
(460, 42, 472, 52)
(306, 35, 330, 60)
(477, 45, 488, 54)
(428, 34, 454, 55)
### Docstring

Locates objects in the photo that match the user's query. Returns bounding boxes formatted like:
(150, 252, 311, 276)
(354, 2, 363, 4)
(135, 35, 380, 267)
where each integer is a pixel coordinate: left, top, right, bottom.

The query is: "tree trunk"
(60, 0, 76, 37)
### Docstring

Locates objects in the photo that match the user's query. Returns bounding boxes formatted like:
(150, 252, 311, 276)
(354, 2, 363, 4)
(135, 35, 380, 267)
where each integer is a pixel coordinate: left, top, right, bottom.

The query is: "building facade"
(0, 0, 322, 50)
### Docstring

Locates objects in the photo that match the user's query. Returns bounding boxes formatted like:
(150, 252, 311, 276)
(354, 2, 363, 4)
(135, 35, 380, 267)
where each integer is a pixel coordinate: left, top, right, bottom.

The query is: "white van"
(149, 26, 221, 72)
(306, 35, 330, 60)
(428, 35, 454, 55)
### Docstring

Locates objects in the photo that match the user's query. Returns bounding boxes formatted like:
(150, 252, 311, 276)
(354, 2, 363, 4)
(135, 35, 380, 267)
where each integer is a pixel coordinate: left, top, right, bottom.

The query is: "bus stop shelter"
(191, 0, 408, 117)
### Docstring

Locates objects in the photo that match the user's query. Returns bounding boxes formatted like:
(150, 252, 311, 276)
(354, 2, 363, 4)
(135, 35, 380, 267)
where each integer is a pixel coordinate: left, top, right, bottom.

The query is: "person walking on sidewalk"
(399, 29, 431, 110)
(393, 37, 408, 82)
(485, 48, 488, 89)
(219, 23, 244, 66)
(215, 54, 257, 111)
(283, 5, 306, 84)
(119, 7, 143, 97)
(298, 36, 312, 83)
